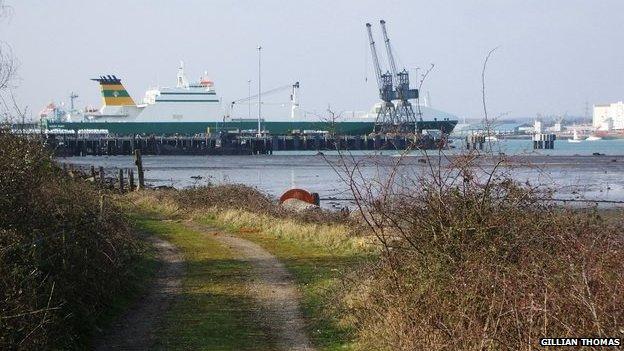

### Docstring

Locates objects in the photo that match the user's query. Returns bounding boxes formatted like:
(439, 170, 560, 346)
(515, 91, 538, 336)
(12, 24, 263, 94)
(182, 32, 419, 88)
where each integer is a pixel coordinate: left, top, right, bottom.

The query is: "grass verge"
(130, 213, 275, 351)
(94, 231, 159, 333)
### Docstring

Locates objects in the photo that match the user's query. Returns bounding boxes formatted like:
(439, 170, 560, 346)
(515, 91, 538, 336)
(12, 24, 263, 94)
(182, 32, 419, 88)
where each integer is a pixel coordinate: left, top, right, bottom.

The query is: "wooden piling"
(99, 166, 105, 185)
(118, 169, 124, 193)
(134, 149, 145, 189)
(311, 192, 320, 206)
(99, 191, 104, 220)
(128, 169, 135, 191)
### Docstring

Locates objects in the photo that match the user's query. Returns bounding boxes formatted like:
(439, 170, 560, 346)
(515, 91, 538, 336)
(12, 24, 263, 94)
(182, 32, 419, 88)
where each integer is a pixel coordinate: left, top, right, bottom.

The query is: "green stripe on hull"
(160, 92, 217, 95)
(154, 99, 220, 102)
(44, 120, 457, 136)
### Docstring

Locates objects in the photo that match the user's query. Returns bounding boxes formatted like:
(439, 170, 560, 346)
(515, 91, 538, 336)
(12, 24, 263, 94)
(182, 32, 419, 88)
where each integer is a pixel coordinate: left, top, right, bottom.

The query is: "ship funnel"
(91, 75, 136, 107)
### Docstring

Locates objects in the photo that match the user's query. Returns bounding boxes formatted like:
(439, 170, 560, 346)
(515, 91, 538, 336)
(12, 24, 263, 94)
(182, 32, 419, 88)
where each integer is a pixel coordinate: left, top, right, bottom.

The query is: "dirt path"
(93, 236, 184, 351)
(185, 221, 316, 351)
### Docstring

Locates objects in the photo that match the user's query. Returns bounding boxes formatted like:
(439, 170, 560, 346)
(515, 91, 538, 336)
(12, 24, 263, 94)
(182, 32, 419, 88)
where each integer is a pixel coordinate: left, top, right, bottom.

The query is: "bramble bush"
(0, 131, 142, 349)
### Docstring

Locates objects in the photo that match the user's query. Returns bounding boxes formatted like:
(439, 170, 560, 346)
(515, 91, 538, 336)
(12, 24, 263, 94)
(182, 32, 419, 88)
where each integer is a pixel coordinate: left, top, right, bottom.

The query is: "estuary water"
(61, 139, 624, 208)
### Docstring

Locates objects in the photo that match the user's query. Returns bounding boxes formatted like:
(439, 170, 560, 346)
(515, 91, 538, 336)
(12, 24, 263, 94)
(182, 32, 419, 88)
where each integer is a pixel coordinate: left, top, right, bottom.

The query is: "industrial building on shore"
(593, 101, 624, 130)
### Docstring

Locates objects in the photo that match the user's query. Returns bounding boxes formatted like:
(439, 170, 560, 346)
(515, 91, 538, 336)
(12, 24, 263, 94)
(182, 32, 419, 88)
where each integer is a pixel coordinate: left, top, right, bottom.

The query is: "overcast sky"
(2, 0, 623, 121)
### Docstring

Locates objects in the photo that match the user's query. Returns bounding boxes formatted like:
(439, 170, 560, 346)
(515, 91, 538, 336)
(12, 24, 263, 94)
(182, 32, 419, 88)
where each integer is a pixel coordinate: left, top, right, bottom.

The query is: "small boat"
(586, 134, 603, 141)
(568, 129, 584, 143)
(485, 135, 498, 142)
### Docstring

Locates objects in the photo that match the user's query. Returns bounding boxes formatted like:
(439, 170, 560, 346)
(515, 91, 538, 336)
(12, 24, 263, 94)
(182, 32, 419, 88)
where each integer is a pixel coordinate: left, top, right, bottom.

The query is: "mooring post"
(90, 165, 96, 181)
(134, 149, 145, 190)
(99, 191, 104, 220)
(311, 192, 320, 206)
(118, 169, 124, 193)
(128, 169, 135, 191)
(99, 166, 105, 185)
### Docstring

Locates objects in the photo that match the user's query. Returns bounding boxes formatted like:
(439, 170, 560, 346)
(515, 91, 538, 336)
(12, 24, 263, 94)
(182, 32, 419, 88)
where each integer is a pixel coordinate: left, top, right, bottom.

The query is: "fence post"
(128, 169, 135, 191)
(134, 149, 145, 190)
(99, 191, 105, 220)
(118, 169, 124, 193)
(311, 192, 320, 206)
(99, 166, 105, 185)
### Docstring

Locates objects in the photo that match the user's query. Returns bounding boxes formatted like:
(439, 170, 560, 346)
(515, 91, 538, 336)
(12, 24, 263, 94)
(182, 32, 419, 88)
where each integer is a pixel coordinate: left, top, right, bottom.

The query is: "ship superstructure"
(70, 62, 222, 123)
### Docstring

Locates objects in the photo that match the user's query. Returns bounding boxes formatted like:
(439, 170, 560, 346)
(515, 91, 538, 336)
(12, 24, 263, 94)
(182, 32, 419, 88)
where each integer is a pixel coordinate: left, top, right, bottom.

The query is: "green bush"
(0, 131, 141, 349)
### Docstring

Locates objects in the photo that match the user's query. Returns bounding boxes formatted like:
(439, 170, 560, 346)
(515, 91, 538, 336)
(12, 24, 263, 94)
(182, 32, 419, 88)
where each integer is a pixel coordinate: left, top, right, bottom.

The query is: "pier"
(44, 133, 446, 156)
(533, 133, 556, 149)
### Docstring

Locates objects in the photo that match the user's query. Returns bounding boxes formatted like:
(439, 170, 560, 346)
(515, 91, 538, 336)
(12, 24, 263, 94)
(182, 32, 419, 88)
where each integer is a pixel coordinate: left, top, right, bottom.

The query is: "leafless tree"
(0, 1, 15, 91)
(0, 0, 19, 125)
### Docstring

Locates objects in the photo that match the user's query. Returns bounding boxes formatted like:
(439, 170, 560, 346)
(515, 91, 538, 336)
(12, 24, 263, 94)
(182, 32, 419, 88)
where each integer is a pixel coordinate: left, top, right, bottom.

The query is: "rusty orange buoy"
(279, 188, 319, 205)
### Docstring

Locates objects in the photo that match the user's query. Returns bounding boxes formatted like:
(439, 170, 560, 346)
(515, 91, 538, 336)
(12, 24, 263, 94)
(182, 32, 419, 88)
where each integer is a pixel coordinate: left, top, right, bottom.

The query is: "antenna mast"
(290, 82, 300, 119)
(69, 92, 79, 111)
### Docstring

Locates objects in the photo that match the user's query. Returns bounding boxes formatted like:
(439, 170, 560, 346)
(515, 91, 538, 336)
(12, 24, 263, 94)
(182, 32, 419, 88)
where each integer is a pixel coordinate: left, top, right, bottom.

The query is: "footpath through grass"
(131, 214, 275, 351)
(127, 190, 376, 350)
(197, 212, 375, 351)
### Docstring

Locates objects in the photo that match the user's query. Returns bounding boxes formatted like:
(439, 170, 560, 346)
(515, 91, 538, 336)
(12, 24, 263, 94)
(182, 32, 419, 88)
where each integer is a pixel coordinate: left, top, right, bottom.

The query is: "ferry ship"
(42, 63, 457, 136)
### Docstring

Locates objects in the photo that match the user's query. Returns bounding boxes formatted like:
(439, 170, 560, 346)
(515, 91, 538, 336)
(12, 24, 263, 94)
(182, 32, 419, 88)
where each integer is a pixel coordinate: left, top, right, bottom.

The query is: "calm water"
(61, 139, 624, 208)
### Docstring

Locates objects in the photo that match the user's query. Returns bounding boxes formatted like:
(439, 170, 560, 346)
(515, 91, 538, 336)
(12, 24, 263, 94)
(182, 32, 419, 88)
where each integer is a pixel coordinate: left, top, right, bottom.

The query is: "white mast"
(257, 46, 262, 137)
(290, 82, 299, 119)
(176, 61, 189, 88)
(248, 79, 252, 119)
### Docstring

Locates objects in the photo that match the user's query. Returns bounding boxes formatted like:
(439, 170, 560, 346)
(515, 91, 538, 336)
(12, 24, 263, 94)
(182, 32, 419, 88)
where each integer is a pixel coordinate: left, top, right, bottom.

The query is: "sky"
(1, 0, 623, 121)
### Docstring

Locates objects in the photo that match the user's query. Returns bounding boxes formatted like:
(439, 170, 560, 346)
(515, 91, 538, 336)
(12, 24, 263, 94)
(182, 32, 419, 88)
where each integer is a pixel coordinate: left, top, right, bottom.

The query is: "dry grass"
(210, 209, 374, 254)
(126, 186, 375, 255)
(164, 184, 351, 224)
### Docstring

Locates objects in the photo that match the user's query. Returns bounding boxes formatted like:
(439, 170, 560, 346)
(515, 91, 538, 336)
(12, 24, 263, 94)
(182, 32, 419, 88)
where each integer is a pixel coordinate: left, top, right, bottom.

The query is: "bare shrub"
(334, 152, 624, 350)
(0, 0, 17, 115)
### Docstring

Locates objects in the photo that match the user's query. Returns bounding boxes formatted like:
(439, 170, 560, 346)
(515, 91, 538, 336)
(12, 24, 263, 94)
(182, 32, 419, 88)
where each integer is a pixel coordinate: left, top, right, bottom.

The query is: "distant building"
(548, 119, 563, 132)
(593, 101, 624, 130)
(452, 122, 526, 136)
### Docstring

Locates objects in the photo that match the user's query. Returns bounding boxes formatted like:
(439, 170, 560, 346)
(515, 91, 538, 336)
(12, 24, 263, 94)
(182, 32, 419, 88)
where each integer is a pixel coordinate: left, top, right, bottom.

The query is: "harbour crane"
(366, 22, 397, 131)
(366, 20, 420, 134)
